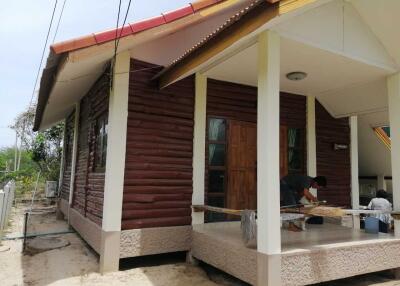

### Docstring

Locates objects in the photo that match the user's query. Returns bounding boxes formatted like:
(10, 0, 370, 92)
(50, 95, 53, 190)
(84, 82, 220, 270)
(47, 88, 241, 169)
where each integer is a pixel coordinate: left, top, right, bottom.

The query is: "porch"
(192, 222, 400, 286)
(153, 0, 400, 284)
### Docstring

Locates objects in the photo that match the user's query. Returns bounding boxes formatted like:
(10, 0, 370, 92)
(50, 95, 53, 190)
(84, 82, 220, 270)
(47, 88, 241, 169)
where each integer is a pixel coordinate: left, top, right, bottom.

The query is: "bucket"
(365, 217, 379, 234)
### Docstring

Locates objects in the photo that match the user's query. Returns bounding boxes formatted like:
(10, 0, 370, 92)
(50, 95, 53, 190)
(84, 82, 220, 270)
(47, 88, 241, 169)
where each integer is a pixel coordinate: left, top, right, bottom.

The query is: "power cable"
(116, 0, 132, 51)
(17, 0, 59, 170)
(52, 0, 67, 43)
(29, 0, 59, 108)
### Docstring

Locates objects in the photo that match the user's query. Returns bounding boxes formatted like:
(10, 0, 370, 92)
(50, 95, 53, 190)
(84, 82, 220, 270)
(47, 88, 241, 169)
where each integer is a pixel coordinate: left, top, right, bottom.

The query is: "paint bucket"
(364, 217, 379, 234)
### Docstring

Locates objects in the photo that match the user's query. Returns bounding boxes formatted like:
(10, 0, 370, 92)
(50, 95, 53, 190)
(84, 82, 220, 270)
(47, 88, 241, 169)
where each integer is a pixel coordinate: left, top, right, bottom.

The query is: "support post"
(387, 73, 400, 237)
(100, 51, 130, 273)
(350, 116, 360, 229)
(68, 102, 80, 222)
(257, 30, 281, 286)
(192, 73, 207, 225)
(307, 96, 317, 197)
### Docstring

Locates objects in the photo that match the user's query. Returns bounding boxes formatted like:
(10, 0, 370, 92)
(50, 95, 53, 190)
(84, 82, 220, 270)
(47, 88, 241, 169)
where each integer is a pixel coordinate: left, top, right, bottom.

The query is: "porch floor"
(192, 222, 400, 285)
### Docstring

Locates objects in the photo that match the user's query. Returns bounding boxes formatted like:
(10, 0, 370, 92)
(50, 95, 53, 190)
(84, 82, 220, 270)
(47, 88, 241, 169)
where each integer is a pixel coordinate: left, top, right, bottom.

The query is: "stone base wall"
(120, 225, 192, 258)
(282, 240, 400, 286)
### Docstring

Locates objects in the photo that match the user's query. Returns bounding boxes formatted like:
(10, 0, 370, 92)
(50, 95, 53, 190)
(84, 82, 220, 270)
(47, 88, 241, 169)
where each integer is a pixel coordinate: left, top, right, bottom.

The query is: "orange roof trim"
(51, 0, 227, 54)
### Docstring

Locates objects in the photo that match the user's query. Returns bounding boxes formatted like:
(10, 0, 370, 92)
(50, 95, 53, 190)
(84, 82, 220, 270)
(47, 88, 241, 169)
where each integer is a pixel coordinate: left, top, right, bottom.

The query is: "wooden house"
(34, 0, 400, 285)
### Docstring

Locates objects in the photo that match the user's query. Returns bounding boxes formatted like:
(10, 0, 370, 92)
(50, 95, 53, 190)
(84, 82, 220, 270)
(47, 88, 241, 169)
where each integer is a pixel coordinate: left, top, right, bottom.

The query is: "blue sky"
(0, 0, 189, 147)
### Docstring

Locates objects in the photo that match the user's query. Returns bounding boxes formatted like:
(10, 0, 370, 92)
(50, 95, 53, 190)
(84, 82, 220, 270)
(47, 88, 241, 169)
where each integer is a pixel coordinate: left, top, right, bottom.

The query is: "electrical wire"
(52, 0, 67, 43)
(113, 0, 123, 62)
(17, 0, 59, 170)
(116, 0, 132, 51)
(29, 0, 59, 108)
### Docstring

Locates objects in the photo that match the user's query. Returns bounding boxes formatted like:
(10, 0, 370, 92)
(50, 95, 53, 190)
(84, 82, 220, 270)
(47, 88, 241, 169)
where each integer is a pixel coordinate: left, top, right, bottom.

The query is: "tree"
(10, 105, 64, 181)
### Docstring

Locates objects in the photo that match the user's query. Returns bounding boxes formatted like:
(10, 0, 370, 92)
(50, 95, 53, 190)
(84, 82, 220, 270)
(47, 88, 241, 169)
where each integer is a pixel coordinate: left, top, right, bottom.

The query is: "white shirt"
(367, 198, 392, 224)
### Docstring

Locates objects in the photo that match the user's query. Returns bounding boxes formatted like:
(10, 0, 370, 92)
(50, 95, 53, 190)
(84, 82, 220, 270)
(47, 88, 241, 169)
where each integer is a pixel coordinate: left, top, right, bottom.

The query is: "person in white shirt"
(367, 189, 392, 233)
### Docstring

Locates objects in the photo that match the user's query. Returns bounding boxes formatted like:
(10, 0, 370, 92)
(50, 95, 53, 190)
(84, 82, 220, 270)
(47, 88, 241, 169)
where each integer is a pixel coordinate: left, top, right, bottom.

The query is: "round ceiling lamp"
(286, 71, 307, 81)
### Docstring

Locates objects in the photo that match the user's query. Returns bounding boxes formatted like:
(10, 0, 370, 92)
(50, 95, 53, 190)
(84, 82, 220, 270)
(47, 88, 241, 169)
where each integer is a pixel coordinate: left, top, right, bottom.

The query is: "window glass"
(288, 128, 301, 148)
(288, 128, 303, 172)
(208, 119, 226, 141)
(209, 170, 225, 193)
(209, 144, 225, 166)
(95, 115, 108, 171)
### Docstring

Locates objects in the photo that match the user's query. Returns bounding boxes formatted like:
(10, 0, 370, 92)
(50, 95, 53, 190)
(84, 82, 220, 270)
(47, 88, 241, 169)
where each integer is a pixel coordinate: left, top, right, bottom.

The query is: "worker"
(280, 174, 327, 231)
(367, 189, 392, 233)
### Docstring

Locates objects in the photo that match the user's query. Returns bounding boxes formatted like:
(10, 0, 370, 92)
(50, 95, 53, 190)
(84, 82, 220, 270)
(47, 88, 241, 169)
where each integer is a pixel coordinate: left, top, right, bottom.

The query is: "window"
(206, 118, 227, 222)
(287, 128, 304, 173)
(95, 114, 108, 171)
(374, 126, 391, 150)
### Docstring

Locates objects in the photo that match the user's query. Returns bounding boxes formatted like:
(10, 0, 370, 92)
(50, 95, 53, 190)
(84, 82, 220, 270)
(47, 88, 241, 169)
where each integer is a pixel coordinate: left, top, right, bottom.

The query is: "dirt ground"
(1, 201, 400, 286)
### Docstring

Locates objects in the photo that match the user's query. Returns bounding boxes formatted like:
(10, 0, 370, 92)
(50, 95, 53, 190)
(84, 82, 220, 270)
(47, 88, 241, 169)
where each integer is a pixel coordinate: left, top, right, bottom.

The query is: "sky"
(0, 0, 190, 148)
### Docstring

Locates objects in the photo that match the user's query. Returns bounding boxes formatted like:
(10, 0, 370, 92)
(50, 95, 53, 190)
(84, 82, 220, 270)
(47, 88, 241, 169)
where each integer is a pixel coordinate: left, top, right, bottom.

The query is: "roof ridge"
(51, 0, 227, 54)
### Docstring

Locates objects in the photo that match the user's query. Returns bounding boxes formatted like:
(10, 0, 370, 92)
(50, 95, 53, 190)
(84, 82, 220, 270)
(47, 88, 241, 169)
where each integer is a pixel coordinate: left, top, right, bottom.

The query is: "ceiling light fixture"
(286, 71, 307, 81)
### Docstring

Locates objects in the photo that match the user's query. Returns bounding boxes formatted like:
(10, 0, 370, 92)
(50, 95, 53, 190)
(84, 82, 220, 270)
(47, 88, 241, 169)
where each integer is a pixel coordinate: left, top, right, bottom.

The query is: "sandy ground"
(1, 201, 400, 286)
(0, 202, 218, 286)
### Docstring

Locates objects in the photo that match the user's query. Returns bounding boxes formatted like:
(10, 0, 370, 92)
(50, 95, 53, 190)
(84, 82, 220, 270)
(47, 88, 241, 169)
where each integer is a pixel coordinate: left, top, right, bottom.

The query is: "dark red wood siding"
(71, 72, 110, 225)
(122, 59, 194, 230)
(316, 101, 351, 206)
(60, 110, 75, 201)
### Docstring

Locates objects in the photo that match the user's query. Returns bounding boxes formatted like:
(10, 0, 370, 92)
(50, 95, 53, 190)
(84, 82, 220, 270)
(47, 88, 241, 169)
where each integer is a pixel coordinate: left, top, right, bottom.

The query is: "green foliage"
(2, 105, 64, 196)
(9, 105, 64, 182)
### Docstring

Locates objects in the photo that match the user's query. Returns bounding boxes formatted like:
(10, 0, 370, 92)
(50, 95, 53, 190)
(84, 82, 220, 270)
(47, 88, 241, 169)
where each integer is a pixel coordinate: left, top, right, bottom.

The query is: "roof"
(34, 0, 239, 131)
(154, 0, 281, 87)
(51, 0, 228, 55)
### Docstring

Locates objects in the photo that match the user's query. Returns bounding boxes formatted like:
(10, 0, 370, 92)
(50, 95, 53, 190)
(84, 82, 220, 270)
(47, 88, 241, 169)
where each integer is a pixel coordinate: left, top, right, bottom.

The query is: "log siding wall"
(316, 101, 351, 206)
(60, 110, 75, 201)
(122, 59, 194, 230)
(71, 72, 110, 226)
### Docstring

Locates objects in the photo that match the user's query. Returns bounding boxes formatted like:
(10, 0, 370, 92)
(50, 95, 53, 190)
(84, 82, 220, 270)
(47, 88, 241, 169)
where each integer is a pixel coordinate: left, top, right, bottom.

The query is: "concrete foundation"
(119, 225, 192, 258)
(69, 207, 102, 254)
(59, 199, 69, 218)
(192, 222, 400, 286)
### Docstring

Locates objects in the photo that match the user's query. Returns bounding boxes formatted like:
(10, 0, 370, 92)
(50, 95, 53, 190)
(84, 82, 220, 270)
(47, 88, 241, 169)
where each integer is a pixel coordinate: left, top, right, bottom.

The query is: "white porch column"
(387, 73, 400, 237)
(68, 103, 80, 210)
(350, 116, 360, 229)
(307, 96, 317, 197)
(192, 73, 207, 225)
(377, 174, 387, 190)
(257, 30, 281, 286)
(100, 51, 130, 272)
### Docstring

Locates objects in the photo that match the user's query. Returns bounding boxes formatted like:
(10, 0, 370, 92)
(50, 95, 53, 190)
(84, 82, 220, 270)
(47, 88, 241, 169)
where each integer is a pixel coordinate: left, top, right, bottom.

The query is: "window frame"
(206, 117, 228, 220)
(94, 113, 108, 172)
(287, 127, 305, 174)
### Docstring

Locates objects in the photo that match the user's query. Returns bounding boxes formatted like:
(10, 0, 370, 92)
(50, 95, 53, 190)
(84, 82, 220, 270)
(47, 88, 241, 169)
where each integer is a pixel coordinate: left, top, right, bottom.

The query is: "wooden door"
(280, 125, 288, 178)
(226, 121, 289, 211)
(226, 120, 257, 210)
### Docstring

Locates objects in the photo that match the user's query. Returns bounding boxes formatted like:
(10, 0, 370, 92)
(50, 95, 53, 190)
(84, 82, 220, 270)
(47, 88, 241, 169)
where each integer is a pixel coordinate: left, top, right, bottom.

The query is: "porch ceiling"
(204, 36, 391, 118)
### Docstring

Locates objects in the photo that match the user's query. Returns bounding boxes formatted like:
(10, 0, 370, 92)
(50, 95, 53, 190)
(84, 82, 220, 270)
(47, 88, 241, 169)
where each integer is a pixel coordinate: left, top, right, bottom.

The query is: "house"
(34, 0, 400, 285)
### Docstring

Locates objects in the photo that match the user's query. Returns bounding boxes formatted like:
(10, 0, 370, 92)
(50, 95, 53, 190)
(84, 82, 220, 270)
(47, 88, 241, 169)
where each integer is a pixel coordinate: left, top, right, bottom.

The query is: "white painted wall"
(273, 0, 396, 71)
(358, 111, 391, 177)
(387, 73, 400, 236)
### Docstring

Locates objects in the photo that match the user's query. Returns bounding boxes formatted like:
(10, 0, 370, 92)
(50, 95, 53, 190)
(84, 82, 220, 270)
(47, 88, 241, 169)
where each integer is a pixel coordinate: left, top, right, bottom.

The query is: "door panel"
(226, 121, 289, 211)
(280, 125, 288, 178)
(227, 120, 257, 210)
